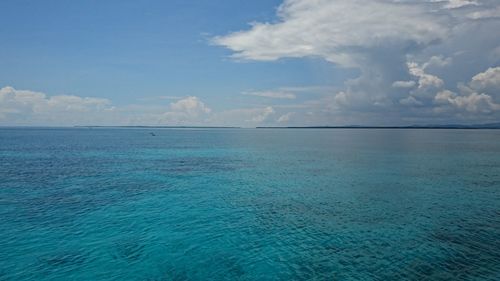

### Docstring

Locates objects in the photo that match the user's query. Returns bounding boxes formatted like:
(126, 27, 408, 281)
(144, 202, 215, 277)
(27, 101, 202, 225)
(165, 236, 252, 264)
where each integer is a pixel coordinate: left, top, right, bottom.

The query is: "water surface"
(1, 128, 499, 280)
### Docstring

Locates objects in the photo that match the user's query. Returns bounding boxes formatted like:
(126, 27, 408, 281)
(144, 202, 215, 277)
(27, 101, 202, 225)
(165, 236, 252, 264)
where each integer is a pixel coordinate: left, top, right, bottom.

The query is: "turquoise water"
(1, 128, 499, 280)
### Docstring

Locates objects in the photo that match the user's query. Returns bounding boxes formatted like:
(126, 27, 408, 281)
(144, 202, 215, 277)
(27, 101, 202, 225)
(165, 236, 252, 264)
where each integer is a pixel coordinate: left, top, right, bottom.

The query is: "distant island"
(75, 126, 241, 129)
(72, 124, 500, 129)
(257, 123, 500, 129)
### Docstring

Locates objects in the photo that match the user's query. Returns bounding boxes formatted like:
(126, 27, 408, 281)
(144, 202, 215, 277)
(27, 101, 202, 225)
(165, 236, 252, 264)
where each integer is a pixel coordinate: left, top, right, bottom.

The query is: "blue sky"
(1, 0, 499, 126)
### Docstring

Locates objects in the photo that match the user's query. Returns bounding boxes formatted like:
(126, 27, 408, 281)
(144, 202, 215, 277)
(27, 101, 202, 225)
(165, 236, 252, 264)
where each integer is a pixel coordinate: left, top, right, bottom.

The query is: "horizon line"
(0, 124, 500, 129)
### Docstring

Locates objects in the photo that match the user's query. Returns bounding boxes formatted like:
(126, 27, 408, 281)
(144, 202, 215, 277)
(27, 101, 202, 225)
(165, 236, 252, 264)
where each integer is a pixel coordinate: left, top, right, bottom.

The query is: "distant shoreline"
(76, 122, 500, 129)
(0, 124, 499, 129)
(257, 125, 500, 129)
(74, 126, 241, 129)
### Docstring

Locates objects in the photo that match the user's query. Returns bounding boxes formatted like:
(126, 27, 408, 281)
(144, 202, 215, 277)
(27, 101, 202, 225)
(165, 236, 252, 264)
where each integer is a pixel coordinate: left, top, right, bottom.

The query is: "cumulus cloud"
(407, 62, 445, 89)
(469, 67, 500, 91)
(159, 96, 212, 125)
(213, 0, 500, 124)
(0, 86, 113, 125)
(3, 1, 500, 126)
(169, 96, 210, 117)
(277, 112, 294, 123)
(435, 90, 500, 113)
(433, 67, 500, 114)
(249, 106, 275, 122)
(213, 0, 452, 67)
(0, 87, 216, 126)
(169, 96, 211, 114)
(0, 86, 293, 127)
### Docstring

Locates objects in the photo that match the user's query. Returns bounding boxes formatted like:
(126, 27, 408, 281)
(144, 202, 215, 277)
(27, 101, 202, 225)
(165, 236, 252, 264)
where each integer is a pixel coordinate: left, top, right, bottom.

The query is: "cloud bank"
(2, 0, 499, 126)
(0, 86, 282, 127)
(0, 86, 114, 125)
(214, 0, 500, 125)
(213, 0, 452, 67)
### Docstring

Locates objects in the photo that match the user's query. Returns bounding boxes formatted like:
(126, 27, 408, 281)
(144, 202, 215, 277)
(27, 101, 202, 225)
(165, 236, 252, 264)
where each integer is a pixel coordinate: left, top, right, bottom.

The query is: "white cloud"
(467, 6, 500, 19)
(0, 86, 113, 125)
(408, 62, 445, 89)
(422, 55, 452, 69)
(0, 86, 287, 127)
(277, 112, 294, 123)
(244, 90, 296, 99)
(433, 67, 500, 114)
(209, 0, 500, 125)
(333, 91, 351, 107)
(2, 0, 500, 127)
(469, 67, 500, 92)
(400, 96, 424, 106)
(212, 0, 500, 125)
(160, 96, 211, 125)
(169, 96, 211, 115)
(435, 90, 500, 113)
(45, 95, 110, 112)
(431, 0, 478, 9)
(213, 0, 449, 67)
(0, 87, 217, 126)
(249, 106, 275, 122)
(393, 56, 455, 108)
(392, 81, 416, 88)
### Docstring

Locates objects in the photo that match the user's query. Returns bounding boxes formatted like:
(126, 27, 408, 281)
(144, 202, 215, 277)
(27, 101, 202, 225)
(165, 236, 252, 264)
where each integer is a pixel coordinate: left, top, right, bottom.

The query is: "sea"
(0, 127, 499, 280)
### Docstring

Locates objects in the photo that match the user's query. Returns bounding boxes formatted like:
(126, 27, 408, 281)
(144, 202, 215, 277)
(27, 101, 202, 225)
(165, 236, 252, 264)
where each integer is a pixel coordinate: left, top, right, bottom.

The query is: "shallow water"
(1, 128, 499, 280)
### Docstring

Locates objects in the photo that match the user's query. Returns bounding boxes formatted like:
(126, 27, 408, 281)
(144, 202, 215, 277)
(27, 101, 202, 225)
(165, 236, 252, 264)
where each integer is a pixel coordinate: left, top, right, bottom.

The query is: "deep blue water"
(1, 128, 499, 280)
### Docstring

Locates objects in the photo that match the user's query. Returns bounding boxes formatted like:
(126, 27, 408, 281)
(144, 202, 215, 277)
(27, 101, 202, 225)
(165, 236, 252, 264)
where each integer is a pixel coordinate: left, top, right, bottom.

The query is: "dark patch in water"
(250, 198, 337, 233)
(144, 265, 191, 281)
(112, 240, 146, 262)
(410, 215, 500, 280)
(0, 270, 10, 281)
(209, 254, 245, 279)
(157, 157, 245, 174)
(167, 269, 190, 281)
(38, 250, 88, 268)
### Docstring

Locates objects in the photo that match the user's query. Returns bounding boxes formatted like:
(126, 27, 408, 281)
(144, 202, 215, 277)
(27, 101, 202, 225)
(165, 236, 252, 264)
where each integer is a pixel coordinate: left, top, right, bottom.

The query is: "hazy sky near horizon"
(1, 0, 500, 126)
